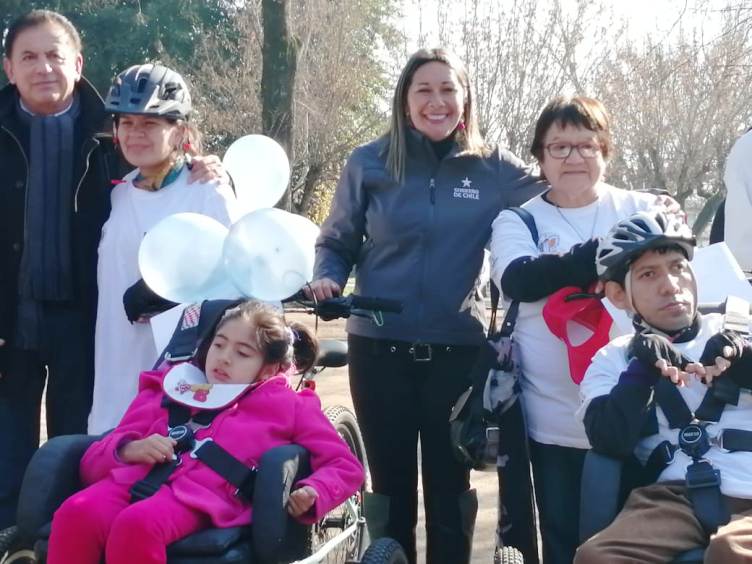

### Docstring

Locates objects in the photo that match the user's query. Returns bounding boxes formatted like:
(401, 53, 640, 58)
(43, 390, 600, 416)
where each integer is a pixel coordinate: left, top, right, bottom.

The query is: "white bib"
(163, 363, 249, 409)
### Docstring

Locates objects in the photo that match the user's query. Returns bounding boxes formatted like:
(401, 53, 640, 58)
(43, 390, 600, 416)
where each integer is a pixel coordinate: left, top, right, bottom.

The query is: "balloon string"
(304, 282, 319, 335)
(371, 310, 384, 327)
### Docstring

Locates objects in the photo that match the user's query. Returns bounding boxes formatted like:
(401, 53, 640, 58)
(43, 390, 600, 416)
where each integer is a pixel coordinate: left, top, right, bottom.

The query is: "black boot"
(425, 488, 478, 564)
(364, 492, 417, 564)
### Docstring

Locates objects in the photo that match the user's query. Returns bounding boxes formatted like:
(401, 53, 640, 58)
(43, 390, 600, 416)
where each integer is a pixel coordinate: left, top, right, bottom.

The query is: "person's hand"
(628, 333, 692, 386)
(653, 194, 687, 223)
(287, 485, 318, 517)
(123, 279, 177, 323)
(118, 434, 177, 465)
(304, 278, 342, 301)
(697, 330, 745, 385)
(700, 331, 745, 366)
(655, 359, 709, 387)
(188, 154, 229, 185)
(690, 357, 731, 386)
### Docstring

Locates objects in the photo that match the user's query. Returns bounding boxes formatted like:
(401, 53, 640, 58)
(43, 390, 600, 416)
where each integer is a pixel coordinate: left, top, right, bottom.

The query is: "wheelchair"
(0, 296, 408, 564)
(577, 300, 752, 564)
(579, 450, 706, 563)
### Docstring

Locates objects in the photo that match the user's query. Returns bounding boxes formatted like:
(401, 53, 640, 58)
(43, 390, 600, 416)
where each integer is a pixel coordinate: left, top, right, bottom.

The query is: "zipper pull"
(429, 178, 436, 204)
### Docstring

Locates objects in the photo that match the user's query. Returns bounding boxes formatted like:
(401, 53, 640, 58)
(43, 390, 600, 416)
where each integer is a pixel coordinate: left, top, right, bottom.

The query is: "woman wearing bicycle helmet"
(308, 48, 543, 564)
(87, 64, 237, 435)
(489, 97, 682, 564)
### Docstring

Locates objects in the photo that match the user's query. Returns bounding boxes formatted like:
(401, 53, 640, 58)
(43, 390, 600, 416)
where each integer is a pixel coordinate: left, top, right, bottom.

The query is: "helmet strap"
(627, 262, 700, 342)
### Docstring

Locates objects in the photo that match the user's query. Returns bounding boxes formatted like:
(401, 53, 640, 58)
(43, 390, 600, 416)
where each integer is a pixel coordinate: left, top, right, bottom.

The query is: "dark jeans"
(0, 304, 94, 529)
(496, 398, 539, 564)
(529, 439, 587, 564)
(348, 334, 478, 564)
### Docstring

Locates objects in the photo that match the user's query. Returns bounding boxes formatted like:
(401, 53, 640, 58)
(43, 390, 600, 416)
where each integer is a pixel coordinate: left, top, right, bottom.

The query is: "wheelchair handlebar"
(347, 295, 403, 313)
(285, 292, 403, 320)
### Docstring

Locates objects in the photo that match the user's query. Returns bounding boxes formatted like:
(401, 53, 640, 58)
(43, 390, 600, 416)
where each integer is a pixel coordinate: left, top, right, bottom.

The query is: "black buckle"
(679, 423, 710, 460)
(686, 460, 721, 490)
(410, 343, 432, 362)
(169, 425, 196, 453)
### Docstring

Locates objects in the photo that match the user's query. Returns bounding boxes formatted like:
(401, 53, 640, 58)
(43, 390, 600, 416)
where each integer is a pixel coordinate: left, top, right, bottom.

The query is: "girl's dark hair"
(204, 300, 318, 375)
(4, 10, 82, 57)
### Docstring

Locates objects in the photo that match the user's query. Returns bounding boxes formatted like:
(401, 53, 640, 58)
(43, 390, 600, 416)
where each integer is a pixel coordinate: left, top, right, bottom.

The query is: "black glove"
(123, 279, 178, 323)
(699, 330, 746, 366)
(628, 333, 690, 374)
(700, 330, 752, 388)
(564, 238, 599, 288)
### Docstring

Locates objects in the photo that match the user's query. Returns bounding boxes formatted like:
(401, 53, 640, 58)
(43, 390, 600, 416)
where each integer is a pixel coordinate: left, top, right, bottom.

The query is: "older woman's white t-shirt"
(490, 185, 657, 448)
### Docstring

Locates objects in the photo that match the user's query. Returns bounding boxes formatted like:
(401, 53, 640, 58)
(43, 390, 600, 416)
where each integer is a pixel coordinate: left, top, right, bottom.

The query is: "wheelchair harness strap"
(643, 299, 752, 535)
(130, 397, 257, 503)
(644, 320, 752, 534)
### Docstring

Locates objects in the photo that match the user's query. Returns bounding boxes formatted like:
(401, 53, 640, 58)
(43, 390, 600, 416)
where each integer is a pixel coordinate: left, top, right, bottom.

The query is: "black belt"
(369, 340, 477, 362)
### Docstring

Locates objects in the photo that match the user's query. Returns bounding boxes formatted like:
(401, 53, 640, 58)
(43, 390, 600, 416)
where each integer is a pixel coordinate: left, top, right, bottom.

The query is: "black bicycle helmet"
(105, 64, 191, 120)
(597, 211, 696, 282)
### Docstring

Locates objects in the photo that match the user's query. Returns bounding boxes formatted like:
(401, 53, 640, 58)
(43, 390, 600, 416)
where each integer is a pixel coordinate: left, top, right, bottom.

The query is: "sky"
(398, 0, 728, 51)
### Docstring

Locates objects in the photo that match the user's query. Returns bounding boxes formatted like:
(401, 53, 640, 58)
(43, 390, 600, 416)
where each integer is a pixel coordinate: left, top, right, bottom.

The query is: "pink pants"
(47, 478, 210, 564)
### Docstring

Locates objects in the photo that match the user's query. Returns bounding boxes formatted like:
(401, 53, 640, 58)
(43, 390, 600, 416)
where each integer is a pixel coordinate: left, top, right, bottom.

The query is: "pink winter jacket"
(80, 366, 364, 527)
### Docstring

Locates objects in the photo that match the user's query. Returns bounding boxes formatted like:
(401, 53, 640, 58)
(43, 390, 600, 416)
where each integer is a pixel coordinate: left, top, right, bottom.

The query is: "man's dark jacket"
(0, 78, 120, 363)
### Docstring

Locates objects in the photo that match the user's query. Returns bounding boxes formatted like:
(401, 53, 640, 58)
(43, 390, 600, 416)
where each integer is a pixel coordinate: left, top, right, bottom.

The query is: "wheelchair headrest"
(154, 299, 244, 368)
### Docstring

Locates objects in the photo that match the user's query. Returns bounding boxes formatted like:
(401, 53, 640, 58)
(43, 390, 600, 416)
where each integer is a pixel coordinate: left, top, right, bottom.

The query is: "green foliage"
(0, 0, 242, 93)
(0, 0, 402, 219)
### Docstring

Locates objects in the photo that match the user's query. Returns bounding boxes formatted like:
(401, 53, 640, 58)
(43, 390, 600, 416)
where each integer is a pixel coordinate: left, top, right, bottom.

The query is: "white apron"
(88, 168, 236, 434)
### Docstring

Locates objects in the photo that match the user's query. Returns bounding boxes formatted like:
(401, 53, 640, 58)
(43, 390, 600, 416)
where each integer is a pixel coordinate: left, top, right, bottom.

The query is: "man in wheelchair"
(575, 211, 752, 563)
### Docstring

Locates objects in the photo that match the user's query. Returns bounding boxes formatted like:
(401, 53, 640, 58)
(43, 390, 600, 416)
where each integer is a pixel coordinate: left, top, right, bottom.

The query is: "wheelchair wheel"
(0, 527, 37, 564)
(307, 405, 367, 562)
(494, 545, 524, 564)
(359, 538, 408, 564)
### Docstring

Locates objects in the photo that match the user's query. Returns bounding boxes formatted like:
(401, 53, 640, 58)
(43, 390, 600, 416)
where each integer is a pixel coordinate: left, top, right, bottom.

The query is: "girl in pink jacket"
(47, 300, 364, 564)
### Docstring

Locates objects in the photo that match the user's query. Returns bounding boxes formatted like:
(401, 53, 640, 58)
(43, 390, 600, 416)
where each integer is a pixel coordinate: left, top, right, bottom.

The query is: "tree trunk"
(692, 192, 725, 237)
(261, 0, 297, 210)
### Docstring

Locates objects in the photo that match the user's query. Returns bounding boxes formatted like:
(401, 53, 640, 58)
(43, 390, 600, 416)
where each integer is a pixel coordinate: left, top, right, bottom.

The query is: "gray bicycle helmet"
(105, 64, 191, 120)
(597, 211, 695, 282)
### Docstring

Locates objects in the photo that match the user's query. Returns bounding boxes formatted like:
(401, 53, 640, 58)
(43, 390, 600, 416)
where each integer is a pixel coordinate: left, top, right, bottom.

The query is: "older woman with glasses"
(490, 96, 680, 564)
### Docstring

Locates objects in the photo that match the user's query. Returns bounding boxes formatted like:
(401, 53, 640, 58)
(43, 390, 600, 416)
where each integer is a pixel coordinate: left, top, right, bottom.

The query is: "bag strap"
(488, 207, 538, 337)
(509, 206, 539, 245)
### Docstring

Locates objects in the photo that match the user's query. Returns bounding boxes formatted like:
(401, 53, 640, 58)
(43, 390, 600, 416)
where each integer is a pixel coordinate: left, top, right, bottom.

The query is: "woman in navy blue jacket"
(309, 48, 542, 564)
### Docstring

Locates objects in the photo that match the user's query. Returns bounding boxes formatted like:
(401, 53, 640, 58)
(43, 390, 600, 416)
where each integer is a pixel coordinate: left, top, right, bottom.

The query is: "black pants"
(529, 439, 587, 564)
(348, 334, 478, 563)
(496, 398, 539, 564)
(0, 304, 94, 529)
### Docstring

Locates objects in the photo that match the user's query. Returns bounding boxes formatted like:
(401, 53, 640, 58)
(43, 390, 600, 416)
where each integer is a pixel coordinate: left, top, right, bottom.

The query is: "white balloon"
(223, 135, 290, 213)
(139, 213, 236, 303)
(223, 208, 320, 301)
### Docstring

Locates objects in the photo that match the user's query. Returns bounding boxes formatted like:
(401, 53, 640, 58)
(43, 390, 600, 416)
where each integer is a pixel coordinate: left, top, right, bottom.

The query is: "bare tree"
(594, 2, 752, 233)
(262, 0, 298, 210)
(185, 0, 399, 221)
(405, 0, 625, 158)
(287, 0, 400, 220)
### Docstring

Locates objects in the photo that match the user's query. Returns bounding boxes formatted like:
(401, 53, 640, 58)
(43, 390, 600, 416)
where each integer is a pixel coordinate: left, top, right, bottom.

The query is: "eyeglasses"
(545, 142, 601, 160)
